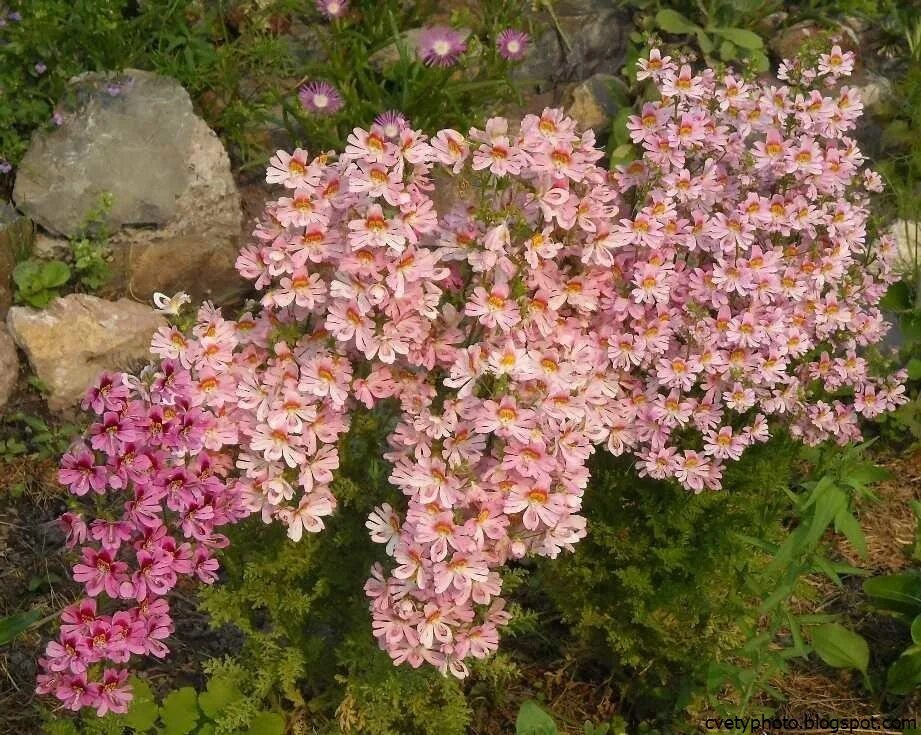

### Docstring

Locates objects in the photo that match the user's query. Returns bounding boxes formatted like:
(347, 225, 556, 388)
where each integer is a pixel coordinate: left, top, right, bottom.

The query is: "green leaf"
(11, 260, 40, 291)
(908, 358, 921, 381)
(880, 280, 912, 311)
(712, 27, 764, 49)
(655, 8, 699, 34)
(695, 29, 714, 54)
(160, 687, 200, 735)
(719, 39, 736, 61)
(912, 615, 921, 645)
(124, 677, 159, 732)
(834, 509, 868, 559)
(198, 674, 241, 719)
(39, 260, 71, 288)
(748, 50, 770, 73)
(810, 623, 869, 674)
(0, 608, 42, 645)
(516, 700, 558, 735)
(887, 650, 921, 694)
(864, 574, 921, 619)
(246, 712, 286, 735)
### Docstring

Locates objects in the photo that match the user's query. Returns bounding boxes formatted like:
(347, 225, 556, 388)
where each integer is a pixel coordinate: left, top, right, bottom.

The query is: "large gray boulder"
(6, 294, 164, 411)
(13, 70, 245, 304)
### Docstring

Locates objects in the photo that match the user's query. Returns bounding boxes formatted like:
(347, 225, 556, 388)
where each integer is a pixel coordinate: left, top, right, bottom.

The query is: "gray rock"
(566, 74, 622, 132)
(6, 293, 165, 411)
(0, 324, 18, 412)
(13, 70, 245, 304)
(514, 0, 629, 91)
(0, 203, 34, 318)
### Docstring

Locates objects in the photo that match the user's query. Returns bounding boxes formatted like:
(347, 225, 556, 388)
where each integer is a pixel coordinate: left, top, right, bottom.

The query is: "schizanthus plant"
(39, 47, 905, 713)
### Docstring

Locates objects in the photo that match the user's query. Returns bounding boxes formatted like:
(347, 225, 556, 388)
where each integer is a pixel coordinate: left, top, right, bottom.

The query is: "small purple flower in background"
(0, 161, 12, 174)
(52, 111, 64, 126)
(106, 83, 122, 97)
(316, 0, 348, 18)
(9, 11, 21, 21)
(374, 110, 408, 138)
(34, 62, 47, 75)
(298, 81, 343, 115)
(497, 28, 529, 61)
(417, 26, 467, 67)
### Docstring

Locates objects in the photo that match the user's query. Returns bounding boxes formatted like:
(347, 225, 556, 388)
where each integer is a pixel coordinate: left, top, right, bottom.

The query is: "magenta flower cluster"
(41, 47, 905, 711)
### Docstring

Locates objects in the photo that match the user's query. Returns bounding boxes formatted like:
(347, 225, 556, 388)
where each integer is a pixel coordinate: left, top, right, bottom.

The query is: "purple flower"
(316, 0, 348, 18)
(298, 81, 344, 115)
(497, 28, 529, 61)
(0, 161, 11, 174)
(34, 62, 47, 75)
(417, 26, 467, 67)
(53, 112, 64, 126)
(374, 110, 408, 138)
(9, 11, 21, 21)
(105, 83, 122, 97)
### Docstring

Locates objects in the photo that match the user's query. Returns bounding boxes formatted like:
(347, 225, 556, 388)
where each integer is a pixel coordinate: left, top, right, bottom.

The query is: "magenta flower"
(298, 81, 343, 115)
(417, 26, 467, 67)
(496, 28, 529, 61)
(316, 0, 348, 18)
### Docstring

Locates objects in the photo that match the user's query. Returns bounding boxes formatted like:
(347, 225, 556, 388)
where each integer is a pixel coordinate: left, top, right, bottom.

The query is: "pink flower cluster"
(41, 48, 905, 711)
(37, 360, 251, 714)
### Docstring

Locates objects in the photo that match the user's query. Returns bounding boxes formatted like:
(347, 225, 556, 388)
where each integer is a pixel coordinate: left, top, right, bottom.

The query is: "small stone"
(6, 293, 165, 411)
(0, 324, 18, 411)
(566, 74, 621, 132)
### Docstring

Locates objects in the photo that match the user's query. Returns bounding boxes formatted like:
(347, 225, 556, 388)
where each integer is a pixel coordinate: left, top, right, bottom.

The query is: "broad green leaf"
(0, 608, 42, 645)
(886, 649, 921, 694)
(834, 509, 868, 559)
(516, 700, 558, 735)
(811, 623, 869, 674)
(842, 463, 892, 490)
(864, 574, 921, 619)
(908, 358, 921, 381)
(719, 39, 736, 61)
(712, 27, 764, 49)
(803, 486, 847, 551)
(124, 677, 159, 732)
(246, 712, 286, 735)
(12, 260, 40, 290)
(160, 687, 199, 735)
(879, 281, 912, 311)
(748, 50, 770, 73)
(655, 8, 699, 34)
(197, 675, 240, 719)
(912, 614, 921, 645)
(39, 260, 71, 288)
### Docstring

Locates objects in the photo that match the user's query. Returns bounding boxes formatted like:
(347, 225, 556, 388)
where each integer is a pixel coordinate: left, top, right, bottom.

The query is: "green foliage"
(45, 675, 287, 735)
(810, 623, 870, 678)
(279, 0, 525, 153)
(12, 257, 70, 307)
(0, 0, 526, 175)
(516, 700, 558, 735)
(0, 606, 43, 645)
(10, 192, 112, 305)
(862, 571, 921, 695)
(534, 437, 797, 727)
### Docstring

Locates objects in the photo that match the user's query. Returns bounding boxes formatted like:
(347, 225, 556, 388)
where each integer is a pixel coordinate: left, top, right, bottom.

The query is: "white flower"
(152, 291, 191, 315)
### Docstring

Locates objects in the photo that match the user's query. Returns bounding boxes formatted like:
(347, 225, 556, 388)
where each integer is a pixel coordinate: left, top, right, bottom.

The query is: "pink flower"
(417, 27, 467, 67)
(298, 81, 343, 115)
(496, 29, 529, 61)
